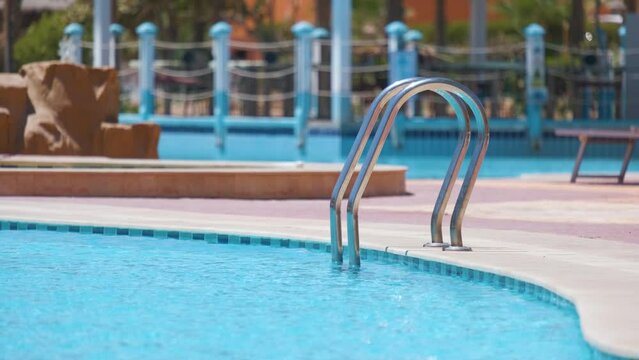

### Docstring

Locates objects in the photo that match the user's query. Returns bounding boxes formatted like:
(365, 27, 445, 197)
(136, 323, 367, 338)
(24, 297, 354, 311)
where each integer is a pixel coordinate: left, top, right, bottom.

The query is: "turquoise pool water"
(0, 230, 597, 359)
(158, 132, 639, 179)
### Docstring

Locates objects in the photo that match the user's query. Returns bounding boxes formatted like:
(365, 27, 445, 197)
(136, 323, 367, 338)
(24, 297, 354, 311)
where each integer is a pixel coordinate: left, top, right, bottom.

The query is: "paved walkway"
(1, 175, 638, 358)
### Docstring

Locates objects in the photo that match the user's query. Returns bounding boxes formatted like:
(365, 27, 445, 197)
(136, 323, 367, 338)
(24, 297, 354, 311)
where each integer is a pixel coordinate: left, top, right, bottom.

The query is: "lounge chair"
(554, 128, 639, 183)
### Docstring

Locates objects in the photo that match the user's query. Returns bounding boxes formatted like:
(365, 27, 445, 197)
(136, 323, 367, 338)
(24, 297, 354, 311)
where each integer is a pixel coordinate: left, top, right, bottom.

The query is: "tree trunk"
(315, 0, 331, 119)
(3, 0, 21, 72)
(386, 0, 404, 23)
(568, 0, 585, 47)
(111, 0, 117, 22)
(315, 0, 330, 28)
(435, 0, 446, 46)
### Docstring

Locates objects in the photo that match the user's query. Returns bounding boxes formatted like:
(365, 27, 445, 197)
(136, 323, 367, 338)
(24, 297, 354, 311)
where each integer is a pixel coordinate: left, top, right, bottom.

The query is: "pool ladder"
(329, 77, 490, 268)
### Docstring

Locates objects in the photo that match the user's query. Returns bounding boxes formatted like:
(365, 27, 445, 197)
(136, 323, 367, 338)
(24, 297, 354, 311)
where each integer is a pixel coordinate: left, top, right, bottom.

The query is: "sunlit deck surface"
(1, 172, 638, 358)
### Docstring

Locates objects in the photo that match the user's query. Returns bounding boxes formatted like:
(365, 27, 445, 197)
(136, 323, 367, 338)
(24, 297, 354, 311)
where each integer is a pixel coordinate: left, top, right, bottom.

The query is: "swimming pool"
(158, 131, 639, 179)
(0, 227, 609, 359)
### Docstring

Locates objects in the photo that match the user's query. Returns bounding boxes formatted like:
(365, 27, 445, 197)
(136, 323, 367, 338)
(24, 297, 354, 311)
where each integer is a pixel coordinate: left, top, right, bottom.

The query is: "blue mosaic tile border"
(0, 219, 628, 360)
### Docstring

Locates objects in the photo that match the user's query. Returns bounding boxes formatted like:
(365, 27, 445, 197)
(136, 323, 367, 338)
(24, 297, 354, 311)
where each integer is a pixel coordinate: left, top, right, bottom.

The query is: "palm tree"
(315, 0, 331, 119)
(435, 0, 446, 46)
(315, 0, 330, 28)
(3, 0, 22, 72)
(568, 0, 584, 47)
(386, 0, 404, 23)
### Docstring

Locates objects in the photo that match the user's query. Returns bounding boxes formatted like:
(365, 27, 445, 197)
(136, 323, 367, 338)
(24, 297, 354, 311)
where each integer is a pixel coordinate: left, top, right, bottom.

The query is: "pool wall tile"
(79, 226, 92, 234)
(204, 233, 217, 243)
(129, 229, 143, 237)
(179, 232, 193, 240)
(269, 238, 280, 247)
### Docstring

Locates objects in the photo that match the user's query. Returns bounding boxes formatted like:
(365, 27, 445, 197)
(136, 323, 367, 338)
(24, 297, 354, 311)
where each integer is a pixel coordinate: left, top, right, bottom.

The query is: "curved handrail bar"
(426, 91, 471, 247)
(447, 89, 490, 251)
(346, 78, 490, 267)
(329, 77, 422, 264)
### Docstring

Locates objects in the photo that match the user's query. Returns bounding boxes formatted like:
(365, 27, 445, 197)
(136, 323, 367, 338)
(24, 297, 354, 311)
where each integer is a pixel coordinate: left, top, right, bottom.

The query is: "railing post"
(619, 25, 626, 120)
(109, 23, 123, 69)
(599, 50, 615, 119)
(403, 29, 423, 118)
(311, 27, 329, 120)
(136, 22, 157, 121)
(61, 23, 83, 64)
(209, 22, 231, 147)
(385, 21, 408, 148)
(525, 23, 547, 151)
(292, 21, 315, 148)
(385, 21, 408, 84)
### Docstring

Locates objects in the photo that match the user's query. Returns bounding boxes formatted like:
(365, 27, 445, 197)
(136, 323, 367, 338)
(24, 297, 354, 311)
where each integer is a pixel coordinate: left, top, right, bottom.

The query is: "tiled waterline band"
(0, 219, 627, 359)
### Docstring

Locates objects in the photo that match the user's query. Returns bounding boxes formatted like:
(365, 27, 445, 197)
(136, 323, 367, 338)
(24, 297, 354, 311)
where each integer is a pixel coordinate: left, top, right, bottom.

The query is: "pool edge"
(0, 218, 629, 360)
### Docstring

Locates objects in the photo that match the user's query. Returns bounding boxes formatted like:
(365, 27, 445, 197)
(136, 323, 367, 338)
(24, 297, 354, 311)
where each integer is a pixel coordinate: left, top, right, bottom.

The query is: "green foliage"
(352, 0, 385, 37)
(494, 0, 569, 44)
(412, 20, 522, 46)
(14, 12, 67, 67)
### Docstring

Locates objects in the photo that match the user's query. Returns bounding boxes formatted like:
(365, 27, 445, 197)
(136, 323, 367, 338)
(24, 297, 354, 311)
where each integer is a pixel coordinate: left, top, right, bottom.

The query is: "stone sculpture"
(10, 61, 160, 158)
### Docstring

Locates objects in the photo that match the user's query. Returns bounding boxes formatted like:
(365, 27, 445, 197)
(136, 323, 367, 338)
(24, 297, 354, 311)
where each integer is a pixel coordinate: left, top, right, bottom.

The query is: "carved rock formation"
(0, 73, 28, 153)
(18, 61, 159, 158)
(100, 123, 161, 159)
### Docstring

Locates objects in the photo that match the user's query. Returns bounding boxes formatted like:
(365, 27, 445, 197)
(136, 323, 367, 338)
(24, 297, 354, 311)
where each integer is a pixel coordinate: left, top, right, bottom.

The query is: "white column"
(93, 0, 111, 67)
(470, 0, 486, 63)
(331, 0, 352, 126)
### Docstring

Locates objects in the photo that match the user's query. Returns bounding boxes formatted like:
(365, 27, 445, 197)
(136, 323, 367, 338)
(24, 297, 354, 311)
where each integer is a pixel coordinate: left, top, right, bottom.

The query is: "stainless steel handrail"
(345, 78, 490, 267)
(424, 91, 471, 248)
(329, 77, 422, 264)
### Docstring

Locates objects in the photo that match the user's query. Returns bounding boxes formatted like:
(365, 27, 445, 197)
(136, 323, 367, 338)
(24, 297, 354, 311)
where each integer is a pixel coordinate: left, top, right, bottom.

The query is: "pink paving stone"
(3, 177, 638, 245)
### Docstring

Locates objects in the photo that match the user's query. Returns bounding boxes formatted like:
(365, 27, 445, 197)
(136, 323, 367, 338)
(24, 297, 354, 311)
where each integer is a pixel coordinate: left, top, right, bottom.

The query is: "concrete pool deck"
(1, 174, 638, 358)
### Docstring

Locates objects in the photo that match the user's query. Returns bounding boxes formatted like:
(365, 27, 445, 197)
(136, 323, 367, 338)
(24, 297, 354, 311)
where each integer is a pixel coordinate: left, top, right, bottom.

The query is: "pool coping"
(0, 217, 631, 360)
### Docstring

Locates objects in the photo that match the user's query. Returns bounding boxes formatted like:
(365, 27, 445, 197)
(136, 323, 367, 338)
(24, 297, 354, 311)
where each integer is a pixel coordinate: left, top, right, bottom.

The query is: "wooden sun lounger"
(555, 128, 639, 183)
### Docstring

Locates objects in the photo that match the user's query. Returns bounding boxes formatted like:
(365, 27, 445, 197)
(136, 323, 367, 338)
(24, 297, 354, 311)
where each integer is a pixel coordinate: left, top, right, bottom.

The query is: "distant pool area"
(157, 130, 639, 179)
(0, 227, 600, 359)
